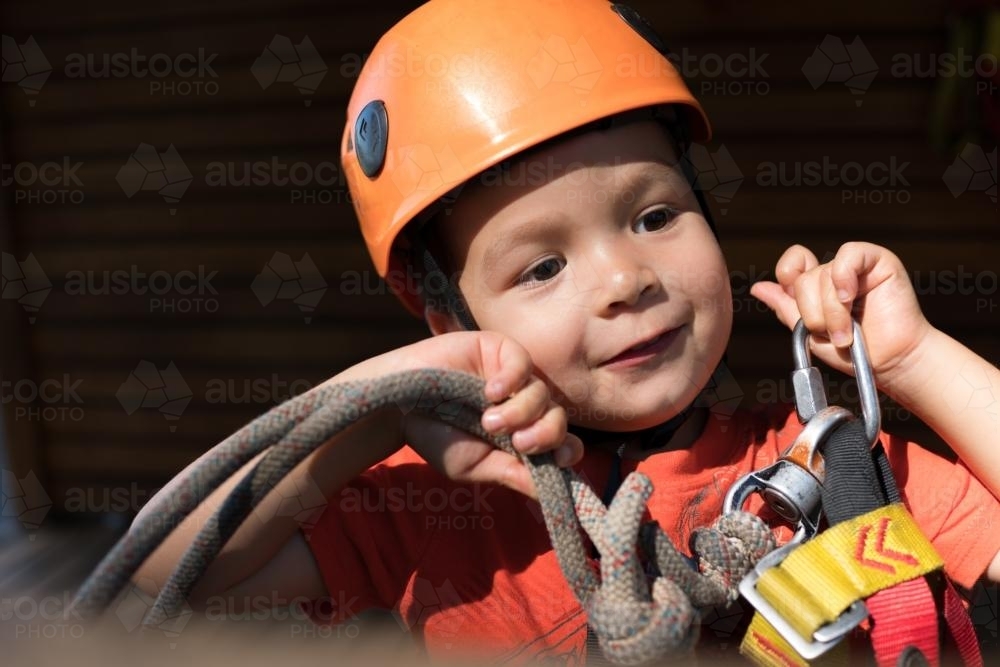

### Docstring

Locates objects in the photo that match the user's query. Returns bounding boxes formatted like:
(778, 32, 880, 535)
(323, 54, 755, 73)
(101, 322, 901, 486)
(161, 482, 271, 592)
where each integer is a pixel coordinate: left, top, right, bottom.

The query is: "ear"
(425, 305, 463, 336)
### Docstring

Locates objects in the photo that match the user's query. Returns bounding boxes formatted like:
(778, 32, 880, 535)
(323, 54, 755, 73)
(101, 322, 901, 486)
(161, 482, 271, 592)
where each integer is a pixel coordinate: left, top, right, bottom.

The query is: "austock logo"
(115, 578, 193, 647)
(943, 143, 997, 204)
(1, 469, 52, 536)
(526, 34, 602, 94)
(802, 35, 878, 106)
(252, 35, 328, 106)
(251, 252, 328, 324)
(682, 144, 744, 215)
(1, 252, 51, 323)
(116, 361, 193, 432)
(250, 469, 327, 533)
(693, 362, 743, 431)
(388, 142, 467, 202)
(393, 577, 467, 649)
(116, 143, 193, 214)
(1, 35, 52, 106)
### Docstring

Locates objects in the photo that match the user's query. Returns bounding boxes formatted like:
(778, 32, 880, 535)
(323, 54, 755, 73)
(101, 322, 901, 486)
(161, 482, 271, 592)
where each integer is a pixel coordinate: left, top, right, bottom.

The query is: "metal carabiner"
(723, 406, 854, 543)
(723, 318, 881, 545)
(792, 319, 881, 447)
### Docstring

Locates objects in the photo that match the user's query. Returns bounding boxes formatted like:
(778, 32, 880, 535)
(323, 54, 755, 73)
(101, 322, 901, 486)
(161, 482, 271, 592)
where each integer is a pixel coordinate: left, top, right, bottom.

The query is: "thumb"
(750, 281, 800, 330)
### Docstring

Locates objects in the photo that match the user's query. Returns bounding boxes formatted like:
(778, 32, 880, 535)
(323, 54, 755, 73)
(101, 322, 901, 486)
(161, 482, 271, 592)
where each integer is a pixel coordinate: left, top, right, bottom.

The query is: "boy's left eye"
(632, 206, 681, 234)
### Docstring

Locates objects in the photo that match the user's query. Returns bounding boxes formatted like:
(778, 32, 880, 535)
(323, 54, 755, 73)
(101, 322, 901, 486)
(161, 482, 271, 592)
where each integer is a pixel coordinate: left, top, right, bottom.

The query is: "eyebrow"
(479, 159, 686, 277)
(481, 214, 565, 278)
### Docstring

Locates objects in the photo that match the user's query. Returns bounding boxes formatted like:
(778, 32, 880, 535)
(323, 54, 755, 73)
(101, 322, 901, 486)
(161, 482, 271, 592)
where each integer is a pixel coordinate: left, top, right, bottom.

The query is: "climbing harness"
(66, 319, 984, 666)
(728, 320, 984, 667)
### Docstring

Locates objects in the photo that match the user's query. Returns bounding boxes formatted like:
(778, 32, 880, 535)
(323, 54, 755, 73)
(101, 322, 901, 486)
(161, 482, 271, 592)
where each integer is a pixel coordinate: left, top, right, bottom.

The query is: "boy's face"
(432, 120, 733, 431)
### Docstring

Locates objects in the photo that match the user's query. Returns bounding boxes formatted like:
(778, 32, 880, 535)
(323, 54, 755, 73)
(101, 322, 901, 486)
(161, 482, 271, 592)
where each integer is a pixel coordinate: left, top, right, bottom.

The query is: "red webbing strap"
(942, 580, 984, 667)
(867, 577, 940, 667)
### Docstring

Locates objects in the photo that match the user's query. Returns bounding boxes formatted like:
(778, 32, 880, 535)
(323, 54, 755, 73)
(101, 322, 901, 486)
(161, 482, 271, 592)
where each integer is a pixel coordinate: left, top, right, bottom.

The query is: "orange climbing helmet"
(341, 0, 712, 316)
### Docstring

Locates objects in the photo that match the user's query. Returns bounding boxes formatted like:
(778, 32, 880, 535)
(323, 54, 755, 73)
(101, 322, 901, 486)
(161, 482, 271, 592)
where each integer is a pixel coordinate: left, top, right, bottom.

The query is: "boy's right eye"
(515, 257, 565, 286)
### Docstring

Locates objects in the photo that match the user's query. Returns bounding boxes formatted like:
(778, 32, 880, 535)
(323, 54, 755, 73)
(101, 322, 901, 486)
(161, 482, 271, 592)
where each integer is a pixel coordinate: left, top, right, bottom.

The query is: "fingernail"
(554, 443, 573, 467)
(482, 411, 506, 432)
(837, 289, 850, 303)
(511, 429, 535, 451)
(486, 380, 504, 398)
(831, 329, 851, 347)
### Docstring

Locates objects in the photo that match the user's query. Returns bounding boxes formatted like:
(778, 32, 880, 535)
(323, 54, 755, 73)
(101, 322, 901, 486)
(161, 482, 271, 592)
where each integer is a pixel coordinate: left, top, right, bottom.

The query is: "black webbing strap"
(819, 420, 890, 525)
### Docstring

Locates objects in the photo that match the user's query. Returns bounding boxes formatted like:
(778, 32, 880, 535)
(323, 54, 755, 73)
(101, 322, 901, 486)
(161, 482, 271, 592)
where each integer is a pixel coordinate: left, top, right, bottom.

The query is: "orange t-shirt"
(303, 404, 1000, 664)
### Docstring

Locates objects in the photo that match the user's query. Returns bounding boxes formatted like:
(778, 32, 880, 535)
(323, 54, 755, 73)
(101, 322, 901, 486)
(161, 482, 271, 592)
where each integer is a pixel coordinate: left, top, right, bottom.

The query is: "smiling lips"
(601, 327, 681, 367)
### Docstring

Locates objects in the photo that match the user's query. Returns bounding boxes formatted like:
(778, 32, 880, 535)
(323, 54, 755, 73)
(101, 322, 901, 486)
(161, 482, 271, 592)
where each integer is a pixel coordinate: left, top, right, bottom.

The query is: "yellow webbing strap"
(740, 504, 943, 667)
(744, 613, 850, 667)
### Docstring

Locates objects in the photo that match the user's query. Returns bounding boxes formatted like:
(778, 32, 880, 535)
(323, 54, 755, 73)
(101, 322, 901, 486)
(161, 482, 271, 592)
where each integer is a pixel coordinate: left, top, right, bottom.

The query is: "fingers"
(481, 376, 547, 434)
(760, 243, 891, 350)
(481, 334, 533, 402)
(483, 380, 574, 457)
(474, 432, 584, 500)
(749, 281, 799, 329)
(775, 244, 820, 296)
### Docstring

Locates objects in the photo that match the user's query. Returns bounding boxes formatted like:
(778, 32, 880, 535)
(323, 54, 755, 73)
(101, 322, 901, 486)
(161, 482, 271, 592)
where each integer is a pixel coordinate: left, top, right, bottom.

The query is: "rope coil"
(69, 369, 775, 664)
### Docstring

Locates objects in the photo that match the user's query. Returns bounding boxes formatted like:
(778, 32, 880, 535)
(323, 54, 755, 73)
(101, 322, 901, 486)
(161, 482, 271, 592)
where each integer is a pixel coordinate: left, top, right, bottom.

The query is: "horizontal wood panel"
(13, 191, 996, 244)
(15, 202, 361, 240)
(4, 32, 946, 126)
(44, 440, 221, 479)
(20, 328, 997, 383)
(5, 80, 935, 136)
(30, 326, 427, 364)
(16, 238, 998, 277)
(0, 0, 407, 34)
(14, 278, 997, 329)
(1, 0, 950, 40)
(8, 135, 970, 191)
(36, 394, 951, 488)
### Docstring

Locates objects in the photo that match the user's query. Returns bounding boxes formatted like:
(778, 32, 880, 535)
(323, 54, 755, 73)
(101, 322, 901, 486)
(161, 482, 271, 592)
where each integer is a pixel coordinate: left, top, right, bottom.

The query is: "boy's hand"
(750, 242, 932, 390)
(397, 331, 584, 499)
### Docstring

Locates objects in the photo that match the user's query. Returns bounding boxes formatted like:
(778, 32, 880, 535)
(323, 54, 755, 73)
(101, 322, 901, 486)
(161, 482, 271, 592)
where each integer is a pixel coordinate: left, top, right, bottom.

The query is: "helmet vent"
(355, 99, 389, 178)
(610, 3, 672, 58)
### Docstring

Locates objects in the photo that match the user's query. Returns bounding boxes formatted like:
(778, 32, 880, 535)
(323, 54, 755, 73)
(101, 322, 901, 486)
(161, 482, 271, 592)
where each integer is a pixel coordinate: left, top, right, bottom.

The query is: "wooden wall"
(1, 0, 996, 516)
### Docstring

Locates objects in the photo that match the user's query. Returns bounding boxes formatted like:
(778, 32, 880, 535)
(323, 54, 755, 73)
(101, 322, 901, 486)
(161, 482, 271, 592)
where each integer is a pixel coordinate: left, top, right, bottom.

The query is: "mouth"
(600, 326, 682, 368)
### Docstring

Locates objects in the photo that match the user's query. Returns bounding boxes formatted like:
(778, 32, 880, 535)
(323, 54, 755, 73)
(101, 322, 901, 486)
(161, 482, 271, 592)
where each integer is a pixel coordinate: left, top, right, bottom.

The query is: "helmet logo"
(355, 100, 389, 178)
(610, 3, 672, 58)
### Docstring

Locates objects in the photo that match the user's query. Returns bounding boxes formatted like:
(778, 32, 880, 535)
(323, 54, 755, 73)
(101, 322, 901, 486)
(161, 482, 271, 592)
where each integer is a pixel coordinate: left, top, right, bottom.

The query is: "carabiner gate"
(792, 319, 880, 447)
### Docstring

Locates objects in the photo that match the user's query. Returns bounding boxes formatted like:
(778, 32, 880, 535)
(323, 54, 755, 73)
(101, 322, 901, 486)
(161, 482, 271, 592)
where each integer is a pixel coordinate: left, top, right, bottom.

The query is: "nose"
(591, 243, 660, 315)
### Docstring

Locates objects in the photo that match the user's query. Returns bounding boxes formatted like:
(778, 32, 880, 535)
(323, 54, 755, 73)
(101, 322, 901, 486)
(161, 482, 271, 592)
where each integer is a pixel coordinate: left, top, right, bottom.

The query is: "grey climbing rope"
(69, 369, 774, 664)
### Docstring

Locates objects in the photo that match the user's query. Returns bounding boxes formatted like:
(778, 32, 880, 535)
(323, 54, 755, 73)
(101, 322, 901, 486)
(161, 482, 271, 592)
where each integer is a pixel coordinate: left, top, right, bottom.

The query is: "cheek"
(680, 239, 731, 311)
(472, 296, 585, 378)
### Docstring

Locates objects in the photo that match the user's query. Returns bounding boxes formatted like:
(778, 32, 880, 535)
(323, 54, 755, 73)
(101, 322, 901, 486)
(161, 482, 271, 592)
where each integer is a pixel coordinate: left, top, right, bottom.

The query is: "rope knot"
(584, 472, 698, 664)
(588, 576, 697, 665)
(689, 511, 777, 600)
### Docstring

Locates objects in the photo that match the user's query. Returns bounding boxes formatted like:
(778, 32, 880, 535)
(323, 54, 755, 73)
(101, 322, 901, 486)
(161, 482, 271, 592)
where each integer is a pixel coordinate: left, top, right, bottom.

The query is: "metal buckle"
(739, 540, 869, 659)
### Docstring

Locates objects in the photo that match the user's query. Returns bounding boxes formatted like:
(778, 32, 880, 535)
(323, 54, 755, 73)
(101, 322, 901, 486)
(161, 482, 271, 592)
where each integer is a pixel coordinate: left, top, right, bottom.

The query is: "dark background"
(0, 0, 996, 656)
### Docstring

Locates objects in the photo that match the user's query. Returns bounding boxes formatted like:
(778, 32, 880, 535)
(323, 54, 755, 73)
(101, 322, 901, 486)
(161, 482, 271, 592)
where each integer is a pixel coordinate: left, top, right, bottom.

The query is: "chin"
(570, 398, 693, 432)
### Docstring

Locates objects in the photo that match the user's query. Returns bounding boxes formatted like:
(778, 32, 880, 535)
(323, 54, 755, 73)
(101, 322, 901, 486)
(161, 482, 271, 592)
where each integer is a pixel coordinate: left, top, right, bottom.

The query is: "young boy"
(134, 0, 1000, 663)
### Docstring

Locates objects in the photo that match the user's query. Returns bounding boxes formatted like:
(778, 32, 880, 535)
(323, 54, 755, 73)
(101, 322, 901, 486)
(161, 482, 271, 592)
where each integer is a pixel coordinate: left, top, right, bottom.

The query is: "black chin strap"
(411, 234, 479, 331)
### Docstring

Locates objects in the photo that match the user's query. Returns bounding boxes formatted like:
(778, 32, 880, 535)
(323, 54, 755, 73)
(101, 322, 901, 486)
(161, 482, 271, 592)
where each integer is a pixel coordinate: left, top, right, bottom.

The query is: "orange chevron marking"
(752, 631, 801, 667)
(854, 517, 919, 574)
